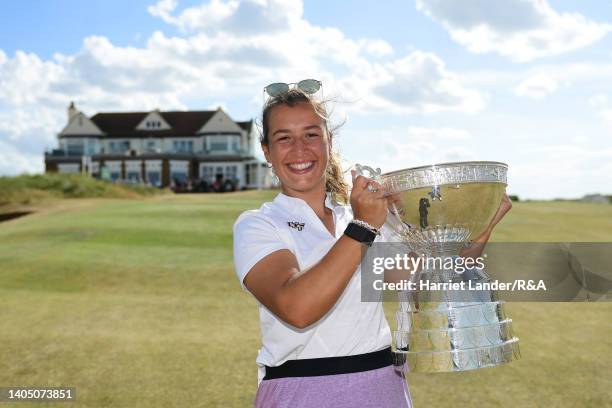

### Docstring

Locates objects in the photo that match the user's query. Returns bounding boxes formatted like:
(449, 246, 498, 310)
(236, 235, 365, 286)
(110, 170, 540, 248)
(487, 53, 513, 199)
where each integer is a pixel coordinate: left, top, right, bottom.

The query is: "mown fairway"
(0, 193, 611, 407)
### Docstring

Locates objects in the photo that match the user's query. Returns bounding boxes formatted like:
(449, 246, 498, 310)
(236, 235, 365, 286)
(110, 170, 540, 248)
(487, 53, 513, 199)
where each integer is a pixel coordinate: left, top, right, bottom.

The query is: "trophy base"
(392, 337, 520, 373)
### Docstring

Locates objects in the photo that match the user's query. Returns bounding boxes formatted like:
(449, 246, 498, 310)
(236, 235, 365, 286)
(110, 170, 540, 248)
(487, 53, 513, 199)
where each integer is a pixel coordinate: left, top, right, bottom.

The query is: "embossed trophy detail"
(356, 161, 520, 373)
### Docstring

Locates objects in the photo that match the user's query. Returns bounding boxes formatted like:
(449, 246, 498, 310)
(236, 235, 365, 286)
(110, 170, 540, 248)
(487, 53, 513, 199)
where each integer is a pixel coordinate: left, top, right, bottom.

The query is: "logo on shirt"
(287, 221, 305, 231)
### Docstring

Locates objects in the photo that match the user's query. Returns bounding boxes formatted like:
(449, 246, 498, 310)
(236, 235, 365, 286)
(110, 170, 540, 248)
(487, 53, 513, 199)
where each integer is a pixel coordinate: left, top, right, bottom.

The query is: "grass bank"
(0, 173, 170, 214)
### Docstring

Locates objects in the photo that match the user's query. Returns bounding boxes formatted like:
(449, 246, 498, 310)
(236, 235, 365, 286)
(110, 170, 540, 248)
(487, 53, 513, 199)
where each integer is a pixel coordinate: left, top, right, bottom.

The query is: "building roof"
(88, 110, 253, 138)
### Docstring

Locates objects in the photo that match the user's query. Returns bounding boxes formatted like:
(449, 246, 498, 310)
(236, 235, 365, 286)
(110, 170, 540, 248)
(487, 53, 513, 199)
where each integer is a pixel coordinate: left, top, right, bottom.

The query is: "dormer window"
(145, 121, 162, 129)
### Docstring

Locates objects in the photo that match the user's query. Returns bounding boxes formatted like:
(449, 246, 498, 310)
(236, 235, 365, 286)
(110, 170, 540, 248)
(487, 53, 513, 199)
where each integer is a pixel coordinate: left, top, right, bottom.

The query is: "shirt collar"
(274, 191, 336, 213)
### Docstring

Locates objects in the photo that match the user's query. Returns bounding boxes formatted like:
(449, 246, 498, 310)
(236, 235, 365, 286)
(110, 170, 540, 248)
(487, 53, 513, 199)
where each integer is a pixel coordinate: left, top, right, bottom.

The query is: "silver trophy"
(356, 161, 520, 373)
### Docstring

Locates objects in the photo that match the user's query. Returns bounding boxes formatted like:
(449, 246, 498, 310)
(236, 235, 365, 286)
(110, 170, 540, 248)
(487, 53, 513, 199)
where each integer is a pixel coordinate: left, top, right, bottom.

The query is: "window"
(206, 134, 241, 154)
(247, 163, 258, 185)
(209, 136, 228, 152)
(201, 166, 214, 182)
(147, 171, 161, 187)
(66, 143, 84, 156)
(231, 136, 240, 153)
(83, 139, 99, 155)
(146, 121, 162, 129)
(200, 165, 237, 181)
(173, 140, 193, 153)
(126, 172, 141, 183)
(171, 172, 188, 184)
(170, 160, 189, 185)
(109, 141, 130, 153)
(145, 140, 157, 152)
(225, 165, 237, 180)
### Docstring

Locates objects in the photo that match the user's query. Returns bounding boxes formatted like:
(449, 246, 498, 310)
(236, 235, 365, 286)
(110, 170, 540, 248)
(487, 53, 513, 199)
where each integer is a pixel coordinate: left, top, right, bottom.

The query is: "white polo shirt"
(233, 192, 394, 383)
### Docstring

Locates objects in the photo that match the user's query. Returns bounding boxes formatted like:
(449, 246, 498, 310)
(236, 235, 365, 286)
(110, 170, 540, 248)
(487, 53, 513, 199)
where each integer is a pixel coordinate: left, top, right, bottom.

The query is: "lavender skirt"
(254, 365, 412, 408)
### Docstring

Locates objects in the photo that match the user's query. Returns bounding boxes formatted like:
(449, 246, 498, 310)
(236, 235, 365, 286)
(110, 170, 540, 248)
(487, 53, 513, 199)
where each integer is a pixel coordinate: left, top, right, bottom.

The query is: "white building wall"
(130, 138, 143, 153)
(194, 137, 205, 153)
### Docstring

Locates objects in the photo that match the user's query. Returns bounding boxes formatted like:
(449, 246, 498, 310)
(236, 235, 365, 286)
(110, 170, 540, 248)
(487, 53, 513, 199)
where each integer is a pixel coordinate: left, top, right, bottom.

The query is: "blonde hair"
(260, 89, 349, 204)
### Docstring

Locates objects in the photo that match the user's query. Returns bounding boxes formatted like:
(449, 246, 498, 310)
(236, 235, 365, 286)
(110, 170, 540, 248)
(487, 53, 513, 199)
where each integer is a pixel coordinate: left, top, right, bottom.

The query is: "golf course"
(1, 187, 611, 407)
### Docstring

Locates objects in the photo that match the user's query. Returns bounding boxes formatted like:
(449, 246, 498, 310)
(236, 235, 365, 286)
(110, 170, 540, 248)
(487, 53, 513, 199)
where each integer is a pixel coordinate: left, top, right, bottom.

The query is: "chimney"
(68, 101, 78, 123)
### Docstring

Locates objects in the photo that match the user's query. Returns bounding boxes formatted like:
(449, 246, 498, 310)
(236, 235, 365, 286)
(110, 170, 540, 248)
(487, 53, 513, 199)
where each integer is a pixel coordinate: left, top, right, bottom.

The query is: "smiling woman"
(232, 86, 413, 407)
(260, 89, 349, 205)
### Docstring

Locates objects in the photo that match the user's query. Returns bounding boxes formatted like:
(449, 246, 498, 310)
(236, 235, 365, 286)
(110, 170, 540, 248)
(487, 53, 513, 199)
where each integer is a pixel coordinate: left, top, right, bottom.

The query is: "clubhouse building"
(44, 102, 273, 190)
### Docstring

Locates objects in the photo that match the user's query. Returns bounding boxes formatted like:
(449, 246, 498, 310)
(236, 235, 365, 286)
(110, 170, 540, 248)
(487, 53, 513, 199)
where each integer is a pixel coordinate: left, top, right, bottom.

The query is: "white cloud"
(514, 74, 558, 99)
(584, 94, 612, 128)
(147, 0, 179, 25)
(597, 108, 612, 126)
(357, 39, 394, 58)
(338, 51, 485, 114)
(416, 0, 612, 62)
(395, 126, 472, 141)
(334, 125, 479, 191)
(0, 139, 44, 175)
(148, 0, 302, 35)
(379, 126, 476, 172)
(588, 94, 608, 108)
(0, 0, 487, 177)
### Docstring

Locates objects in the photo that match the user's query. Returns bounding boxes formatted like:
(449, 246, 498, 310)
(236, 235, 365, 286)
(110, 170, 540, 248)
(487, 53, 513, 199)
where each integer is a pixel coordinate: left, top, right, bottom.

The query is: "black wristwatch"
(344, 222, 377, 246)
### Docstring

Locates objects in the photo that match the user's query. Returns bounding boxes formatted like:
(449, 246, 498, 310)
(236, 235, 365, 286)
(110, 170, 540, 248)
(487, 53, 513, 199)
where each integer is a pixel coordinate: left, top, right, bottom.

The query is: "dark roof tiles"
(89, 110, 252, 137)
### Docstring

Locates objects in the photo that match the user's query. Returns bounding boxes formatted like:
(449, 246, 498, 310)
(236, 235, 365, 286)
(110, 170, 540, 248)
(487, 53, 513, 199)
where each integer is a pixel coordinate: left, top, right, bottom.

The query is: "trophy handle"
(354, 164, 383, 192)
(354, 164, 414, 245)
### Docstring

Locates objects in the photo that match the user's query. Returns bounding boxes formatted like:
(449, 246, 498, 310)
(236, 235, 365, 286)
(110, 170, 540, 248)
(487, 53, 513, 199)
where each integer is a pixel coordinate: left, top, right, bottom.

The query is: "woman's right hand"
(350, 169, 388, 229)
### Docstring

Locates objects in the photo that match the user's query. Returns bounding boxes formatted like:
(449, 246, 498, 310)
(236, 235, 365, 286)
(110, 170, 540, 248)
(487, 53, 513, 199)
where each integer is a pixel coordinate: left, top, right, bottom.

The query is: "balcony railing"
(45, 147, 251, 158)
(45, 149, 85, 157)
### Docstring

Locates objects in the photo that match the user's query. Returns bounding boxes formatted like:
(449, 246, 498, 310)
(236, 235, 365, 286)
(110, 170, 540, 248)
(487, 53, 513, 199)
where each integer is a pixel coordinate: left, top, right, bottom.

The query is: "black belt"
(263, 347, 392, 380)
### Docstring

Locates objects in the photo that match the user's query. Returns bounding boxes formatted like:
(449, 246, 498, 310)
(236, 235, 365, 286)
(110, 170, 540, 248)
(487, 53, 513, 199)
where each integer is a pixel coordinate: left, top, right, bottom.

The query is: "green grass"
(0, 192, 610, 407)
(0, 173, 170, 212)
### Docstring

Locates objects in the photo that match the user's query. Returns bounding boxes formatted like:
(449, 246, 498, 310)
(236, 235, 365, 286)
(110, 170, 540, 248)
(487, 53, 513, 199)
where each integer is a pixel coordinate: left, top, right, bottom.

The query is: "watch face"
(345, 222, 375, 246)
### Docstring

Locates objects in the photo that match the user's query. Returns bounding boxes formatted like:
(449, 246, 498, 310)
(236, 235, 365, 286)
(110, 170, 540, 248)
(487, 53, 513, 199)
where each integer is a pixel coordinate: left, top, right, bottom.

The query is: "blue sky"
(1, 0, 611, 198)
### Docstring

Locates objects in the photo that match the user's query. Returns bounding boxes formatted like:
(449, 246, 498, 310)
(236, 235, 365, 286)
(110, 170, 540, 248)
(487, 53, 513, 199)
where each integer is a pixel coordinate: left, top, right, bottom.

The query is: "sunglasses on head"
(264, 79, 322, 97)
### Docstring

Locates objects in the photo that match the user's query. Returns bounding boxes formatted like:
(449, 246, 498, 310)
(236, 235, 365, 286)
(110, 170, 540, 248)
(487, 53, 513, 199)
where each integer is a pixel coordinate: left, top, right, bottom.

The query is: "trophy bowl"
(357, 161, 508, 256)
(355, 161, 521, 373)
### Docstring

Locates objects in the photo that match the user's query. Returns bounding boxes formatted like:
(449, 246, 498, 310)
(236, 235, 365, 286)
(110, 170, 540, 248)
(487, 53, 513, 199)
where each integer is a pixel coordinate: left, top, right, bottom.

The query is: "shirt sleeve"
(233, 212, 292, 291)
